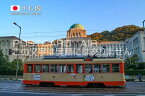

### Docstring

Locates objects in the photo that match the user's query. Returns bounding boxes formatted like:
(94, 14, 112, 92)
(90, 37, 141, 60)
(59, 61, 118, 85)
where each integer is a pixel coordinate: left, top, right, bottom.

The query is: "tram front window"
(112, 64, 120, 72)
(76, 64, 83, 73)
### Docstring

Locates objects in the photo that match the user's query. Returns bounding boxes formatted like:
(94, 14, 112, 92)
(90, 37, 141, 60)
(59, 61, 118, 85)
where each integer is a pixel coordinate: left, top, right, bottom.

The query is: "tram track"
(0, 80, 145, 94)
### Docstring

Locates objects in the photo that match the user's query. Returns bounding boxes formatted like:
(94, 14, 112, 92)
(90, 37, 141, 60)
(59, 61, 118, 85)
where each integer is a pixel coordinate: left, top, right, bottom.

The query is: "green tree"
(0, 50, 9, 70)
(9, 59, 23, 71)
(88, 32, 103, 41)
(88, 25, 143, 41)
(125, 54, 139, 70)
(110, 25, 143, 41)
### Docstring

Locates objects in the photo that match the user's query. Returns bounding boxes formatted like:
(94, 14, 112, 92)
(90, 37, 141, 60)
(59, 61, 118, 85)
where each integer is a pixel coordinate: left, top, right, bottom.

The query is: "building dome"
(70, 24, 85, 30)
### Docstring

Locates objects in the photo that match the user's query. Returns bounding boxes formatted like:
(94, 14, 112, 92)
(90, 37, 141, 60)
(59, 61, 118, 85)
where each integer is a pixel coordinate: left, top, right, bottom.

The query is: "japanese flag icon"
(11, 5, 20, 11)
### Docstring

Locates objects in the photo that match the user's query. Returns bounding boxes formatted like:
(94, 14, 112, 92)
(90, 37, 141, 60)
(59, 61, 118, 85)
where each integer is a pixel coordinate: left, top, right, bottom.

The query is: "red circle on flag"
(13, 6, 18, 10)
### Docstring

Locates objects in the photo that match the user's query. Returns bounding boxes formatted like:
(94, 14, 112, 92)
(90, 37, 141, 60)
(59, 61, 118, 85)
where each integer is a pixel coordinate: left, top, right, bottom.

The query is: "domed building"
(54, 24, 92, 56)
(54, 23, 126, 57)
(67, 24, 87, 38)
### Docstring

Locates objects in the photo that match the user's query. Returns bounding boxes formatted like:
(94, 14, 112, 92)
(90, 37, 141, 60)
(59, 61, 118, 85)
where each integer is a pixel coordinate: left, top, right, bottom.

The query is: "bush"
(0, 70, 23, 76)
(136, 62, 145, 69)
(125, 70, 145, 75)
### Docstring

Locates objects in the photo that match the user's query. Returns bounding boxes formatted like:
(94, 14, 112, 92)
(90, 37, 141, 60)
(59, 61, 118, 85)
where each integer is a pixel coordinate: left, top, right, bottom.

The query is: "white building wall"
(0, 36, 28, 62)
(125, 31, 145, 62)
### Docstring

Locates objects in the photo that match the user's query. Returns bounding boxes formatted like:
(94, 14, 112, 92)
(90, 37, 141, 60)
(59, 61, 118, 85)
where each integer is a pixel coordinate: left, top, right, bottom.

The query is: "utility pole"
(143, 20, 145, 33)
(13, 22, 21, 80)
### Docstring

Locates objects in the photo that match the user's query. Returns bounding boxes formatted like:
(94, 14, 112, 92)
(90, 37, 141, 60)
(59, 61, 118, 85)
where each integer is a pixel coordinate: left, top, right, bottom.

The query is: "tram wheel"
(87, 83, 105, 88)
(39, 82, 55, 87)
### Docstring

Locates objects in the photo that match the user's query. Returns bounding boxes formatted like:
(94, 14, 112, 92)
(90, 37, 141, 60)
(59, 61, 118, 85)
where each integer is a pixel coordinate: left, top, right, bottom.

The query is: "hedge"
(0, 70, 23, 75)
(125, 70, 145, 75)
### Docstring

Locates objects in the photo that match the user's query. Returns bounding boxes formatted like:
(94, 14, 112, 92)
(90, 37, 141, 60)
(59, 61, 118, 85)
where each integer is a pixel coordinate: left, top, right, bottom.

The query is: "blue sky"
(0, 0, 145, 42)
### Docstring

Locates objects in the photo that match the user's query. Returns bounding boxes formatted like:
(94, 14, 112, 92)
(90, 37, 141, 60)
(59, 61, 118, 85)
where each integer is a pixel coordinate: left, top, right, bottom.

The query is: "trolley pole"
(13, 22, 21, 80)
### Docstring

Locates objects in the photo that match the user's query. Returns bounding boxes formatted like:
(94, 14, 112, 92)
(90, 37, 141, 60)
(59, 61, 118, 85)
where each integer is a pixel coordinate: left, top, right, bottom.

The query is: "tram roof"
(24, 58, 124, 64)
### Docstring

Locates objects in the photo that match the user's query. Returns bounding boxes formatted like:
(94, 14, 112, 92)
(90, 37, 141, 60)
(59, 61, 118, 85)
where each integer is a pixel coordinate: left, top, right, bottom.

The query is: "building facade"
(0, 36, 28, 61)
(125, 31, 145, 62)
(0, 37, 53, 61)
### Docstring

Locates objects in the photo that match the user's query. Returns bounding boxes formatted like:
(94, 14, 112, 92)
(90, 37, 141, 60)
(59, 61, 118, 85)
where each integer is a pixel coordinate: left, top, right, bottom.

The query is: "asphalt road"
(0, 80, 145, 96)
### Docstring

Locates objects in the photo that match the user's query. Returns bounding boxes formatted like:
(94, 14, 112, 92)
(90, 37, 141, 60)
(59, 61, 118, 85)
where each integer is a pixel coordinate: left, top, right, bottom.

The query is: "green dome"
(70, 24, 85, 29)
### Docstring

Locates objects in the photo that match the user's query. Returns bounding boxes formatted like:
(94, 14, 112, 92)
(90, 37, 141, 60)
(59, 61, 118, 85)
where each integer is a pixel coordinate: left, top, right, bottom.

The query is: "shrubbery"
(0, 70, 23, 75)
(0, 50, 23, 76)
(125, 70, 145, 75)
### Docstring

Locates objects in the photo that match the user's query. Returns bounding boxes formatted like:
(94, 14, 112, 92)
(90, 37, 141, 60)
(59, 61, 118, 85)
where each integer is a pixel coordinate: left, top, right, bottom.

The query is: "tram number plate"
(85, 75, 94, 81)
(33, 74, 40, 80)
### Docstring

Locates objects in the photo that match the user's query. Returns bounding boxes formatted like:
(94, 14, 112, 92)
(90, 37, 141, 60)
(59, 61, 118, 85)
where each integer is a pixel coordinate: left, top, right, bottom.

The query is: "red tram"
(23, 57, 126, 87)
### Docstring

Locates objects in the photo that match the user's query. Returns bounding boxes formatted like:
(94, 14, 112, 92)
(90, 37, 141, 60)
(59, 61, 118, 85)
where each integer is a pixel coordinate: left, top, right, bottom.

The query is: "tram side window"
(67, 64, 74, 73)
(76, 64, 83, 73)
(42, 64, 49, 73)
(85, 64, 92, 73)
(112, 64, 120, 72)
(59, 64, 67, 73)
(27, 64, 32, 73)
(102, 64, 110, 72)
(35, 64, 41, 73)
(50, 64, 58, 73)
(94, 64, 101, 73)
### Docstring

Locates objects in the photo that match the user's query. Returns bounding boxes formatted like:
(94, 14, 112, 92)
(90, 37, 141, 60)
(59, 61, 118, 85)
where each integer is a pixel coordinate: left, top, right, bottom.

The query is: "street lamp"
(143, 20, 145, 32)
(13, 22, 21, 80)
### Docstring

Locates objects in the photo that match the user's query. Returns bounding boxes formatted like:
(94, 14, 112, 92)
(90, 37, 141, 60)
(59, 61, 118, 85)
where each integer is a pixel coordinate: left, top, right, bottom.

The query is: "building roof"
(70, 24, 85, 30)
(0, 36, 26, 43)
(99, 41, 125, 44)
(0, 36, 19, 39)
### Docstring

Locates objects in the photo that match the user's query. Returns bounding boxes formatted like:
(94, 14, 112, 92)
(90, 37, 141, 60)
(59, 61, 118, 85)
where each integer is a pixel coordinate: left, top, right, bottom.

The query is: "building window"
(27, 64, 33, 73)
(35, 64, 41, 73)
(42, 64, 49, 73)
(67, 64, 74, 73)
(76, 64, 83, 73)
(112, 64, 120, 72)
(102, 64, 110, 72)
(94, 64, 101, 73)
(85, 64, 92, 73)
(73, 33, 75, 37)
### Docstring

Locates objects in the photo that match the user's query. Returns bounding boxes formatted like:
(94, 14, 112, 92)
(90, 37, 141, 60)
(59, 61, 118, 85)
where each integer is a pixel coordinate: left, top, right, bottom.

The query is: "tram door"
(83, 64, 95, 84)
(75, 64, 95, 85)
(75, 64, 84, 85)
(66, 64, 84, 85)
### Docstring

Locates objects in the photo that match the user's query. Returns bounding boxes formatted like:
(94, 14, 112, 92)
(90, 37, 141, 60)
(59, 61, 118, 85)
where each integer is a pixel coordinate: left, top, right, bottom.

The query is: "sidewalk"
(0, 75, 23, 81)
